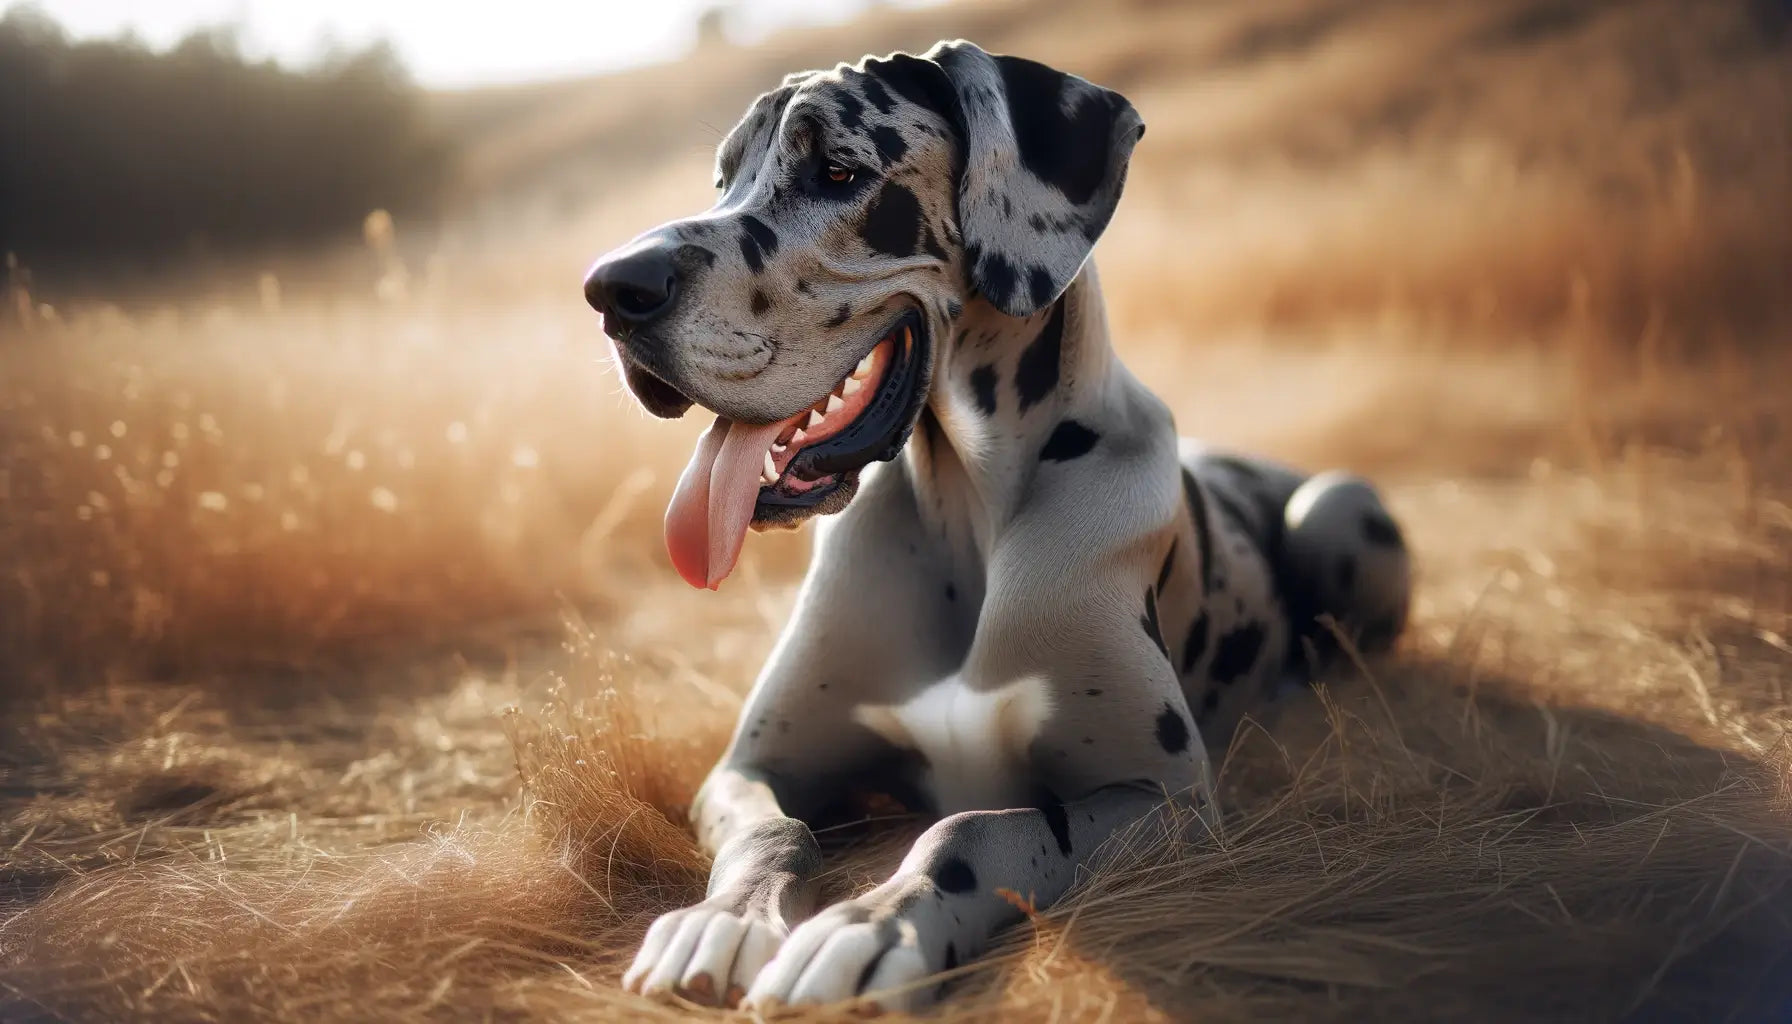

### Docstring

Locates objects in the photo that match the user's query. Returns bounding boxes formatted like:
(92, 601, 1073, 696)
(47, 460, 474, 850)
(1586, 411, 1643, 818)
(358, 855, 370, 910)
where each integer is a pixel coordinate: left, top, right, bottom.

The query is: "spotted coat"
(595, 39, 1413, 1013)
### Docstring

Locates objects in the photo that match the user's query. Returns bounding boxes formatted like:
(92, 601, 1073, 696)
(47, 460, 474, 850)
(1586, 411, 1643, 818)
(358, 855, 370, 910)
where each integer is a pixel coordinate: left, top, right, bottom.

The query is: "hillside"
(440, 0, 1789, 345)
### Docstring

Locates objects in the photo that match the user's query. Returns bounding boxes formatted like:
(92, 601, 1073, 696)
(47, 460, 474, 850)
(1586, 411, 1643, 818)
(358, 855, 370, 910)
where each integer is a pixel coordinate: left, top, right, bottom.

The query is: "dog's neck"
(905, 262, 1133, 552)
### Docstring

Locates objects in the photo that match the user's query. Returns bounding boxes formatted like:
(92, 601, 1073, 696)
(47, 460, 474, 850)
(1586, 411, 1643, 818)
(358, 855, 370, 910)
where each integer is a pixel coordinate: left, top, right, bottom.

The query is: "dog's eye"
(823, 163, 855, 185)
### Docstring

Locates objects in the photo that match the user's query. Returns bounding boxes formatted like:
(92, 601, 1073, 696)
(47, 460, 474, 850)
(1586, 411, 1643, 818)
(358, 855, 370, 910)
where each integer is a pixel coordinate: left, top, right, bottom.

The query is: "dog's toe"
(626, 903, 782, 1005)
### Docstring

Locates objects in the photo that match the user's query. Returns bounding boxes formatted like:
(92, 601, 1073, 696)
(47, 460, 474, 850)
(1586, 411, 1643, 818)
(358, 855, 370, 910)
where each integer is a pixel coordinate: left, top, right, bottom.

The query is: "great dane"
(582, 40, 1411, 1012)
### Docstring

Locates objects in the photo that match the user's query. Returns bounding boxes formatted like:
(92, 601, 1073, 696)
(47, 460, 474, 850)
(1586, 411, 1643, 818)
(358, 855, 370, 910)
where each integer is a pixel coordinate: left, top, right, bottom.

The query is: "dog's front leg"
(625, 462, 964, 1006)
(621, 763, 823, 1005)
(742, 782, 1190, 1012)
(743, 526, 1218, 1012)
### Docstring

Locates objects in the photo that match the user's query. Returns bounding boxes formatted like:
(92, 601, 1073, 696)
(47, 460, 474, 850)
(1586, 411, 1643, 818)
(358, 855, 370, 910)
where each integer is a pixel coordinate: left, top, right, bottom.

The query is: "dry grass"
(4, 0, 1792, 1020)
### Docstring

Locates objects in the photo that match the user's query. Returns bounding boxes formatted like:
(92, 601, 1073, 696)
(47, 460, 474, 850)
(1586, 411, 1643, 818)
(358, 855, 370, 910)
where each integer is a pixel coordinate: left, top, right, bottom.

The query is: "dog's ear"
(865, 40, 1144, 317)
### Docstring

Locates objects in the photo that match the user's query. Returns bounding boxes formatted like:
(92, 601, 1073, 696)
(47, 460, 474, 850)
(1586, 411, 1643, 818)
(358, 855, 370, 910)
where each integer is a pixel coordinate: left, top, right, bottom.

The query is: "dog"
(582, 39, 1411, 1012)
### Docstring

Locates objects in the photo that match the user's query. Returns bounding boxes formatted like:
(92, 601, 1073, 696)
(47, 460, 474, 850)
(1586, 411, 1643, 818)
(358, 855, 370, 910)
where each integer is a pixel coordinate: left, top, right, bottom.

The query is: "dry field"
(4, 0, 1792, 1020)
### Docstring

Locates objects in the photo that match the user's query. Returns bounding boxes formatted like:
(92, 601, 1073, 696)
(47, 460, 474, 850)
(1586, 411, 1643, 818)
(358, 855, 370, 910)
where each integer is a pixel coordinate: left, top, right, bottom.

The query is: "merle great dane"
(582, 40, 1411, 1012)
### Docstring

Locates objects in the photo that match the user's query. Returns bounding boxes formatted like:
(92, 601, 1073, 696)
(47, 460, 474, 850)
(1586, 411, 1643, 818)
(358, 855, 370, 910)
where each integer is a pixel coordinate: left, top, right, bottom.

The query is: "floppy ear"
(871, 40, 1144, 317)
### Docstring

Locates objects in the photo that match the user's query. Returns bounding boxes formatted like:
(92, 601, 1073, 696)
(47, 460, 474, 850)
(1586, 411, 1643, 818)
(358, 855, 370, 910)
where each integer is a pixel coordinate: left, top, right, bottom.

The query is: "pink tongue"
(664, 414, 796, 590)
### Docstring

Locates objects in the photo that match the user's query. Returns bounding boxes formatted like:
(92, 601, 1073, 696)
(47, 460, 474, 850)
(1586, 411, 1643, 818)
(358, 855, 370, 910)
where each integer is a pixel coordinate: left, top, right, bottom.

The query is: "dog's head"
(583, 40, 1143, 589)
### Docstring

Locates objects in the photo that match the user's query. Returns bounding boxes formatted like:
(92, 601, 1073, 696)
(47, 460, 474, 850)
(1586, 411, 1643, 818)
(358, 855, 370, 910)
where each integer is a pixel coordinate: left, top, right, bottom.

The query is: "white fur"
(853, 674, 1052, 814)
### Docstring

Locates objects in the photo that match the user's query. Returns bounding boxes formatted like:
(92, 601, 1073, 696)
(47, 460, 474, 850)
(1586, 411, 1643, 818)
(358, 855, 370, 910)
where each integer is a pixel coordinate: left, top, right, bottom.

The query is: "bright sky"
(10, 0, 932, 88)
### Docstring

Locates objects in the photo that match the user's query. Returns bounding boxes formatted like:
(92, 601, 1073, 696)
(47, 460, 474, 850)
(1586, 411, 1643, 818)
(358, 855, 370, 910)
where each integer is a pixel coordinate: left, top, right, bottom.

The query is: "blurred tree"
(0, 5, 449, 278)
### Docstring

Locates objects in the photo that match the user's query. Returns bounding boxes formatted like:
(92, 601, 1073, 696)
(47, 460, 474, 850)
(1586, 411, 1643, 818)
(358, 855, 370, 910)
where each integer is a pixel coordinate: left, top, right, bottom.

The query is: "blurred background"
(3, 1, 1791, 1020)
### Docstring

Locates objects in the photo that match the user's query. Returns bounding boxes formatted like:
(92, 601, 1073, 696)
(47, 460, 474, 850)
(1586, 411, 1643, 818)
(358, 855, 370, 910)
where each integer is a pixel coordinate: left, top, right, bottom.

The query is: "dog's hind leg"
(1278, 471, 1412, 657)
(1182, 446, 1411, 660)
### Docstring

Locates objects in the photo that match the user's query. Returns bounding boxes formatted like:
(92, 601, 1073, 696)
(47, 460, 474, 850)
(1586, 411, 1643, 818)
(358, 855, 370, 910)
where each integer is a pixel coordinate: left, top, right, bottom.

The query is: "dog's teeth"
(791, 428, 807, 444)
(854, 354, 874, 378)
(807, 409, 825, 428)
(763, 451, 777, 480)
(772, 442, 786, 453)
(842, 377, 862, 396)
(826, 393, 844, 413)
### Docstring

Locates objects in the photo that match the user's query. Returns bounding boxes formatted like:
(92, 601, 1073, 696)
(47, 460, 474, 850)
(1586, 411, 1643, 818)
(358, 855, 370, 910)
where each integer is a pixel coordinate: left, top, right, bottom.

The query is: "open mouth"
(752, 311, 927, 515)
(663, 310, 931, 589)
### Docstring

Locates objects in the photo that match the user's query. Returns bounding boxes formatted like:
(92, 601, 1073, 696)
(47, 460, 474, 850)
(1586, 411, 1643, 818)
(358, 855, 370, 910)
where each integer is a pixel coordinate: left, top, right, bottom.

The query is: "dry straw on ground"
(4, 0, 1792, 1020)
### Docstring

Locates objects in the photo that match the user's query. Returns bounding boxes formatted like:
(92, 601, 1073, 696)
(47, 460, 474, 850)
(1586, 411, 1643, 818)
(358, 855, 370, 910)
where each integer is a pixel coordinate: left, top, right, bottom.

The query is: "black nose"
(583, 244, 680, 331)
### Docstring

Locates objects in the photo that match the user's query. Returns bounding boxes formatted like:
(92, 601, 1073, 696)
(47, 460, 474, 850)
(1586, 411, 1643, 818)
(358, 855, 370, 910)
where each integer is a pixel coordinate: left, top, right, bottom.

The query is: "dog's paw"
(741, 888, 945, 1013)
(622, 901, 783, 1006)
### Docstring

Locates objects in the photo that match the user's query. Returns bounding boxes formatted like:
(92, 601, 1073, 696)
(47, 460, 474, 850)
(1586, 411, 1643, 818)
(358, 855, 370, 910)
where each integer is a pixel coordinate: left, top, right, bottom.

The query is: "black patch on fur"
(945, 583, 957, 603)
(943, 942, 959, 972)
(862, 181, 923, 258)
(1141, 588, 1170, 660)
(1182, 469, 1218, 594)
(1362, 510, 1404, 548)
(795, 279, 813, 294)
(1200, 689, 1221, 717)
(751, 289, 771, 316)
(1040, 419, 1098, 462)
(835, 90, 864, 129)
(1156, 540, 1177, 593)
(870, 124, 908, 167)
(861, 75, 897, 114)
(1028, 266, 1056, 310)
(741, 214, 778, 259)
(1038, 795, 1074, 855)
(975, 247, 1020, 310)
(969, 364, 998, 416)
(825, 303, 852, 328)
(934, 857, 977, 894)
(1155, 702, 1190, 754)
(1210, 622, 1266, 685)
(997, 56, 1117, 206)
(863, 52, 959, 123)
(1336, 554, 1357, 592)
(1084, 688, 1103, 696)
(1014, 297, 1066, 413)
(1181, 611, 1210, 674)
(738, 234, 765, 274)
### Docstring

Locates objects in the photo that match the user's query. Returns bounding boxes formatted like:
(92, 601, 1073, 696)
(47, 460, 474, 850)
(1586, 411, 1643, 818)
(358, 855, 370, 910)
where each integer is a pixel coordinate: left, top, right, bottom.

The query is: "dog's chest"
(851, 675, 1050, 815)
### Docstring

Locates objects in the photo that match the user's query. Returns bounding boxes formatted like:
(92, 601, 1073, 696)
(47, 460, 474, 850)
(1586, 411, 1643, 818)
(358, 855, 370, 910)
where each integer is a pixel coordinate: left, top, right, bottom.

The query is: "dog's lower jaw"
(747, 311, 935, 532)
(751, 472, 860, 530)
